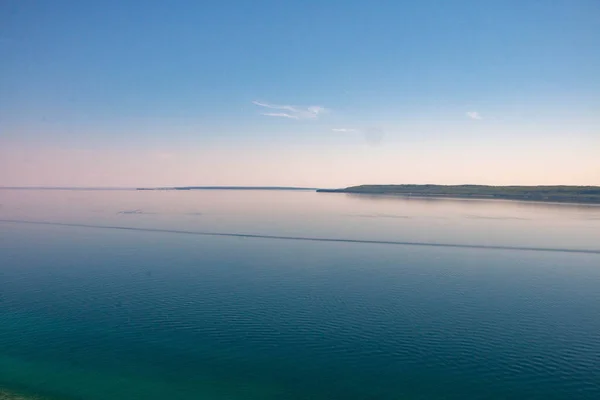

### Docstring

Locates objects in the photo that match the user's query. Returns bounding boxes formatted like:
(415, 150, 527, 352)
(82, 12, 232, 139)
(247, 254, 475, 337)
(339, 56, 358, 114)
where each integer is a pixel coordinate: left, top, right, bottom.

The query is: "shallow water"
(1, 190, 599, 399)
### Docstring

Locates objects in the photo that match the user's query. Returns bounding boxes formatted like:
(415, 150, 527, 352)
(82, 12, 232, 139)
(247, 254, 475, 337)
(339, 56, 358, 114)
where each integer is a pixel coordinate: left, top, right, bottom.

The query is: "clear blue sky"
(1, 0, 599, 187)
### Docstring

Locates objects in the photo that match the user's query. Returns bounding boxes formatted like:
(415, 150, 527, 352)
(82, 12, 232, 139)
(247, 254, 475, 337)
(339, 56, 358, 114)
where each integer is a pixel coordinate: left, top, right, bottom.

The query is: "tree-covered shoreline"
(317, 185, 600, 204)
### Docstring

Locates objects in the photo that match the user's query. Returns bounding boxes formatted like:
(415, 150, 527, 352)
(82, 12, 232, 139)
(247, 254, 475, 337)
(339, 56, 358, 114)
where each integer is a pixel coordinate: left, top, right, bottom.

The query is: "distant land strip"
(137, 186, 317, 191)
(2, 219, 599, 255)
(0, 186, 316, 191)
(317, 184, 600, 204)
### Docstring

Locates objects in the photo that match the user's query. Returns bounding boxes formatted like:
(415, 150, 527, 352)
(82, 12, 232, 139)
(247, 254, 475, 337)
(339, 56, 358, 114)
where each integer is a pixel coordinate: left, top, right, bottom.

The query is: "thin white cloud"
(262, 112, 299, 119)
(466, 111, 483, 120)
(332, 128, 358, 132)
(253, 101, 328, 120)
(252, 101, 295, 112)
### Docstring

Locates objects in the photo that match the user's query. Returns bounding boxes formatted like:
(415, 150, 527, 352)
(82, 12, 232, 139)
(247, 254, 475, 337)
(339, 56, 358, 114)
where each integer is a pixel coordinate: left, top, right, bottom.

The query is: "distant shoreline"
(317, 184, 600, 205)
(0, 186, 316, 191)
(2, 185, 600, 204)
(136, 186, 317, 191)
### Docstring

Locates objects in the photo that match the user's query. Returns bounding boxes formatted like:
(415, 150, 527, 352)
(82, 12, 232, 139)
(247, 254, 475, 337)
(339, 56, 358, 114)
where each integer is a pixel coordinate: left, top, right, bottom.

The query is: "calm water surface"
(1, 189, 599, 399)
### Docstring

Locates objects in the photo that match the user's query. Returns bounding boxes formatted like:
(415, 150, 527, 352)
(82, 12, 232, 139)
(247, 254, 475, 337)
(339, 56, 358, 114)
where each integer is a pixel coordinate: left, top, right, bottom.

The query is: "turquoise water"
(1, 190, 600, 399)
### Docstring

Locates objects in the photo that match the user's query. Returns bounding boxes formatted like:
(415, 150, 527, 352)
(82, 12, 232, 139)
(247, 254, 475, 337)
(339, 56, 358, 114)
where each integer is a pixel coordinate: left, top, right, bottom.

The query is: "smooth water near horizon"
(1, 189, 599, 399)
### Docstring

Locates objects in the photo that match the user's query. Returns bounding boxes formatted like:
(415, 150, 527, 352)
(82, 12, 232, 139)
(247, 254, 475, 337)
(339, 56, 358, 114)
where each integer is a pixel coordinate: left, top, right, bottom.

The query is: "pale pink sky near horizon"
(1, 130, 599, 188)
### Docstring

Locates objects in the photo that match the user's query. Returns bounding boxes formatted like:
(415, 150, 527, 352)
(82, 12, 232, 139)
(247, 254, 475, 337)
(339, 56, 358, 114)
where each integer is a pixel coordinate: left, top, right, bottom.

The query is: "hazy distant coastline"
(136, 186, 317, 191)
(317, 185, 600, 204)
(0, 186, 315, 191)
(3, 185, 600, 204)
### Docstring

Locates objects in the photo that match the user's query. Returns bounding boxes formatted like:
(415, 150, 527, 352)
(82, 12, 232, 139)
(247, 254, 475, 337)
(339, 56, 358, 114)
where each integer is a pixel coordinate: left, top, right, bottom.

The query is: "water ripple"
(1, 219, 599, 255)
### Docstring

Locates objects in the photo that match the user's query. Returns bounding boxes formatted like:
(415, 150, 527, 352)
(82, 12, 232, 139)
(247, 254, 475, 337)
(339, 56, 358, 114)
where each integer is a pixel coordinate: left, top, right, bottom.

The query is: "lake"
(1, 189, 599, 399)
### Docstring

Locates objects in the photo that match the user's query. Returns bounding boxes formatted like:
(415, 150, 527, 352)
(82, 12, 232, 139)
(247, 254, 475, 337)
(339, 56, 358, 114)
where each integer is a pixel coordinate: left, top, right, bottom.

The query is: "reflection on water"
(1, 189, 600, 399)
(1, 189, 599, 250)
(1, 219, 598, 255)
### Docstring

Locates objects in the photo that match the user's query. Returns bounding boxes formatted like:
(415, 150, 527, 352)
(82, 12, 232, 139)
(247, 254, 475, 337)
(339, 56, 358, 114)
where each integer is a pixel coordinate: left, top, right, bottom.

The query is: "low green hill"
(317, 185, 600, 204)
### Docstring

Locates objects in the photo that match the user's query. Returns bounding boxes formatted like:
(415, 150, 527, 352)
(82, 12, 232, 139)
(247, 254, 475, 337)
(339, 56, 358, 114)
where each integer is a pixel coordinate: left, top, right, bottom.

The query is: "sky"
(1, 0, 599, 188)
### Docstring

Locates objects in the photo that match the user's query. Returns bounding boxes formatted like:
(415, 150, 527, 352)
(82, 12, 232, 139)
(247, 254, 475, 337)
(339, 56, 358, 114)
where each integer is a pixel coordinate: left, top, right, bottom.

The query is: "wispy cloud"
(261, 112, 299, 119)
(253, 101, 328, 120)
(332, 128, 358, 133)
(466, 111, 483, 120)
